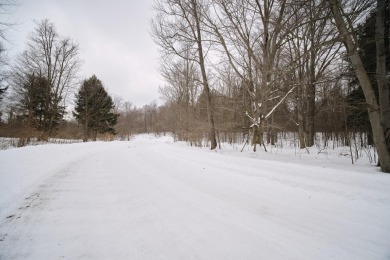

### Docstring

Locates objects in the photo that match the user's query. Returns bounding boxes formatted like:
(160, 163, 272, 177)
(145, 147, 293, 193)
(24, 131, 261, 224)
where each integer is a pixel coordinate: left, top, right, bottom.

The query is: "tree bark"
(328, 0, 390, 172)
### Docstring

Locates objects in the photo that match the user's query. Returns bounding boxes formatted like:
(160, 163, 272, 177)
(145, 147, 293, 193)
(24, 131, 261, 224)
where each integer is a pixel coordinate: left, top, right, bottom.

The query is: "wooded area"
(149, 0, 390, 172)
(0, 0, 389, 172)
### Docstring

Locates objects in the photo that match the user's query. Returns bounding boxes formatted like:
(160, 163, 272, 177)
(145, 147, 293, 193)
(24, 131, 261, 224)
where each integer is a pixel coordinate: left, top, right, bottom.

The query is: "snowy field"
(0, 134, 390, 259)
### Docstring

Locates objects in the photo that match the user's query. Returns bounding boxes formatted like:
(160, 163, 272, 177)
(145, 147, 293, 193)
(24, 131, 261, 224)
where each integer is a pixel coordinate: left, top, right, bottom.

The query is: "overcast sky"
(7, 0, 162, 108)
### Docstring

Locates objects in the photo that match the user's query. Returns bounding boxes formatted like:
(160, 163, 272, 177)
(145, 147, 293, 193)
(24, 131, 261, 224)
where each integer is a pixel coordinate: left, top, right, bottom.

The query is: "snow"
(1, 134, 390, 259)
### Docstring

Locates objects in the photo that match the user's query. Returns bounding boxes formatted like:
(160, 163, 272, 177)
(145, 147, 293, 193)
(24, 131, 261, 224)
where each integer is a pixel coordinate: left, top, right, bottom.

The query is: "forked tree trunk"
(328, 0, 390, 172)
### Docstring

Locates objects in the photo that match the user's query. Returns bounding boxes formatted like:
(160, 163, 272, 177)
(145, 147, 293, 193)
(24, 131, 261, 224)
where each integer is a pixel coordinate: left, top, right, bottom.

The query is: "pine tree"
(17, 74, 64, 133)
(73, 75, 119, 142)
(346, 3, 389, 145)
(329, 0, 390, 172)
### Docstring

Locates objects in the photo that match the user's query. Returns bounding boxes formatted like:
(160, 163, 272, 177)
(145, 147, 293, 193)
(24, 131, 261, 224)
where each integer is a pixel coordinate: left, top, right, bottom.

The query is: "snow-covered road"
(1, 135, 390, 259)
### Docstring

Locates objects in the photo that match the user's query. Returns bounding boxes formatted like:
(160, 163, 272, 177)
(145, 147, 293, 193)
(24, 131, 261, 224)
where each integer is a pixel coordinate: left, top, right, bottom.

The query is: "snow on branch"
(245, 86, 296, 129)
(268, 95, 280, 101)
(245, 111, 260, 128)
(265, 86, 297, 120)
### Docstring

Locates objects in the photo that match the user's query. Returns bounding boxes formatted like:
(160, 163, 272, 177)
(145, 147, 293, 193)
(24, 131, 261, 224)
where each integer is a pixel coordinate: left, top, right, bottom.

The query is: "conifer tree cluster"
(19, 74, 65, 132)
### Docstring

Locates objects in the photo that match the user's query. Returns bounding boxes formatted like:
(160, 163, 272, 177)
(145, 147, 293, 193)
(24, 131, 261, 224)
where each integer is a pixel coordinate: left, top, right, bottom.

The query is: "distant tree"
(152, 0, 218, 150)
(73, 75, 118, 142)
(0, 41, 8, 104)
(10, 19, 80, 138)
(16, 73, 64, 132)
(0, 1, 18, 107)
(115, 101, 133, 140)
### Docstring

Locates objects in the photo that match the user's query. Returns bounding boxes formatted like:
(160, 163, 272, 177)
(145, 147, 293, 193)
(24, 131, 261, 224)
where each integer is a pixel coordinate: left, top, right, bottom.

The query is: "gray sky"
(8, 0, 162, 108)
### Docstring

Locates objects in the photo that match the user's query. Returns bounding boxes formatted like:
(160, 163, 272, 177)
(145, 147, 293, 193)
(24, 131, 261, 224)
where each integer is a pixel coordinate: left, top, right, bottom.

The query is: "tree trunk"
(83, 91, 89, 142)
(252, 126, 259, 152)
(305, 83, 315, 147)
(328, 0, 390, 172)
(305, 47, 316, 147)
(297, 85, 306, 149)
(191, 0, 217, 150)
(83, 129, 88, 142)
(83, 117, 88, 142)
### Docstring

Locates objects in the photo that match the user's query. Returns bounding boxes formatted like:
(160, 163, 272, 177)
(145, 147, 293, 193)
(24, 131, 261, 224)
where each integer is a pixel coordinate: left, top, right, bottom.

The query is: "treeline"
(0, 1, 389, 172)
(149, 0, 390, 172)
(0, 20, 118, 143)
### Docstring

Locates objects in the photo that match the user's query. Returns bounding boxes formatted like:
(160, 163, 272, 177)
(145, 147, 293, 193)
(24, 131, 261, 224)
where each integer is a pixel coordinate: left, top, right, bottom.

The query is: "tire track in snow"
(0, 145, 111, 259)
(1, 138, 389, 259)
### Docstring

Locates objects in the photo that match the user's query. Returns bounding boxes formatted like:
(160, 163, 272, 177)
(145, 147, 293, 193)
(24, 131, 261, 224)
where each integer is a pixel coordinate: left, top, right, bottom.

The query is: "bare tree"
(116, 101, 135, 140)
(158, 51, 202, 142)
(284, 1, 341, 148)
(0, 0, 18, 104)
(205, 0, 296, 151)
(152, 0, 217, 149)
(328, 0, 390, 172)
(10, 19, 81, 138)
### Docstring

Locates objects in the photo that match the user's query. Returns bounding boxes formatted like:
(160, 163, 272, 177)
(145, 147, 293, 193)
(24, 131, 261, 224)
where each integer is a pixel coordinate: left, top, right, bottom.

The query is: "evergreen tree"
(346, 3, 389, 143)
(73, 75, 118, 142)
(18, 74, 64, 133)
